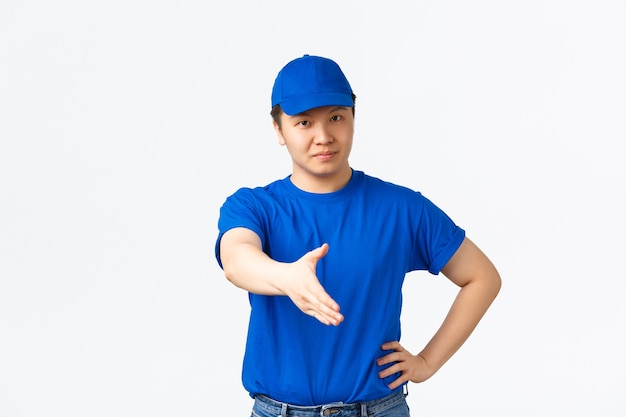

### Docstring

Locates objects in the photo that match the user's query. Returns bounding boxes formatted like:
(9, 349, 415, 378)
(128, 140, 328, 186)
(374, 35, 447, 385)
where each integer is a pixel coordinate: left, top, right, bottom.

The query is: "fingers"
(311, 307, 344, 326)
(377, 353, 410, 390)
(289, 243, 343, 326)
(308, 292, 344, 326)
(380, 340, 402, 352)
(386, 373, 408, 391)
(310, 246, 343, 325)
(377, 342, 408, 368)
(377, 341, 430, 389)
(292, 272, 342, 325)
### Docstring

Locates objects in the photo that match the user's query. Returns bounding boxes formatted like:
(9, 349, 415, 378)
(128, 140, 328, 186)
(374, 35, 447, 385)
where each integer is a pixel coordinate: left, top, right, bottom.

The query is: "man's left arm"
(378, 237, 501, 388)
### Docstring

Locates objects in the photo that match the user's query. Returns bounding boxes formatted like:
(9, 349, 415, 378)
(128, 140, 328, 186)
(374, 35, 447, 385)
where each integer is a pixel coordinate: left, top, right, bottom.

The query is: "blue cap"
(271, 55, 354, 115)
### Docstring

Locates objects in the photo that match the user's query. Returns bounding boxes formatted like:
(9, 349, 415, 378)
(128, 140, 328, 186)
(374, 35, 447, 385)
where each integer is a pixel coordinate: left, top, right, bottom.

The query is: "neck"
(290, 166, 353, 193)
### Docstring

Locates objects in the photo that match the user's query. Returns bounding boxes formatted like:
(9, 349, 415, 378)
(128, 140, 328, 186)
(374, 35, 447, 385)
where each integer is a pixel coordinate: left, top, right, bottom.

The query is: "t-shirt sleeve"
(412, 194, 466, 275)
(214, 188, 266, 270)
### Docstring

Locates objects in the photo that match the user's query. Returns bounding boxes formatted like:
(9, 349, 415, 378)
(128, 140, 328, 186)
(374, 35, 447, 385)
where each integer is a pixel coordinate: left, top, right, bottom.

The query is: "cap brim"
(280, 92, 353, 116)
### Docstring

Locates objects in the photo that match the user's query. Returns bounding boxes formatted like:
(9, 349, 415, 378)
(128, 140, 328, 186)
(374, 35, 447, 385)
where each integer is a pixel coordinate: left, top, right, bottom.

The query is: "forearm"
(221, 231, 342, 325)
(222, 241, 289, 295)
(419, 273, 500, 373)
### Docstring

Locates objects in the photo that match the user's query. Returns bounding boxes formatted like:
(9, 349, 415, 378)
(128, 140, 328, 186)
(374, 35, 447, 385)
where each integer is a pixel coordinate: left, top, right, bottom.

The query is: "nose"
(314, 123, 333, 145)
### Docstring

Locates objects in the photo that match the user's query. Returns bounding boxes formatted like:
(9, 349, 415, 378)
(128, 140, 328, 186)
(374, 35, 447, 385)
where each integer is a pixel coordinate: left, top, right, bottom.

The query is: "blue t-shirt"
(215, 170, 465, 406)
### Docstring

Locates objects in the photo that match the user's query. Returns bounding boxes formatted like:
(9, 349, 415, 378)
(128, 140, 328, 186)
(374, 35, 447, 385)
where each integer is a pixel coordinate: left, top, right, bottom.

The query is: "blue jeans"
(251, 388, 410, 417)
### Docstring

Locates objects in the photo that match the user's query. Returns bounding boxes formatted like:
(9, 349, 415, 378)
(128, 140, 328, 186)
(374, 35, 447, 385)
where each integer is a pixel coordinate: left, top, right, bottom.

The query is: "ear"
(273, 120, 286, 146)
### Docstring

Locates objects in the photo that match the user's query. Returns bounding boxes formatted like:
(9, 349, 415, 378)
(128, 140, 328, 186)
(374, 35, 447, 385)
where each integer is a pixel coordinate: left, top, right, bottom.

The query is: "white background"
(1, 1, 625, 416)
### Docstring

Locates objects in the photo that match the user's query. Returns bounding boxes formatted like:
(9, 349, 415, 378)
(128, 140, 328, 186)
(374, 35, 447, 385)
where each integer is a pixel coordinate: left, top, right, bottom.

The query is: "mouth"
(314, 151, 336, 161)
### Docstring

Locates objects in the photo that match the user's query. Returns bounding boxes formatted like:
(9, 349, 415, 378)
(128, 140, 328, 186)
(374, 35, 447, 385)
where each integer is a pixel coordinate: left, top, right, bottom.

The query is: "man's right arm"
(219, 227, 344, 326)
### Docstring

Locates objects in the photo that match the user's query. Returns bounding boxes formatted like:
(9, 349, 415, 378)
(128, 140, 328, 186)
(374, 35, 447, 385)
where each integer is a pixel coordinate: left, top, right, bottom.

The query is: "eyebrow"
(295, 106, 348, 117)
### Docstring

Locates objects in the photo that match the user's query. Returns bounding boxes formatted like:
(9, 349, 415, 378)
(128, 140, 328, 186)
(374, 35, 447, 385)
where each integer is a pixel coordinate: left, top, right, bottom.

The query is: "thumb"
(307, 243, 329, 263)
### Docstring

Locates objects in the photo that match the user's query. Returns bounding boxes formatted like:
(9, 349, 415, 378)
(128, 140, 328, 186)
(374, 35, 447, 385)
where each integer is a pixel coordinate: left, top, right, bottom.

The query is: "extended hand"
(283, 243, 344, 326)
(377, 341, 435, 390)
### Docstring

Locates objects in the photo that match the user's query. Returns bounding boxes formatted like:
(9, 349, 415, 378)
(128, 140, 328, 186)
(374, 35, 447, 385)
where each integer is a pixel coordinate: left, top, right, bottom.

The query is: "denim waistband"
(254, 387, 407, 417)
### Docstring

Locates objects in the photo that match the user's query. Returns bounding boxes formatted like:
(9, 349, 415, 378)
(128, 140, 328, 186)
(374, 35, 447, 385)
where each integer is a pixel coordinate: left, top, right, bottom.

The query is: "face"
(274, 105, 354, 193)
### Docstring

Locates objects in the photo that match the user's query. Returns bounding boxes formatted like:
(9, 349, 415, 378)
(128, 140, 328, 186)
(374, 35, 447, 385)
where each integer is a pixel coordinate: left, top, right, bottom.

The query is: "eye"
(330, 115, 343, 122)
(296, 120, 310, 127)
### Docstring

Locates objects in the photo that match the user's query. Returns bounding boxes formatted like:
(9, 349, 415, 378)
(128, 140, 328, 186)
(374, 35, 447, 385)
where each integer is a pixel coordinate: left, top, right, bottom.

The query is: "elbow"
(219, 244, 243, 288)
(222, 261, 241, 288)
(489, 268, 502, 301)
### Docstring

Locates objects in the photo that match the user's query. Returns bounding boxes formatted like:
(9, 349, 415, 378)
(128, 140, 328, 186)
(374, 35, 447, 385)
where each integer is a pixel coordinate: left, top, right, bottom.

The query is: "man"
(215, 54, 501, 417)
